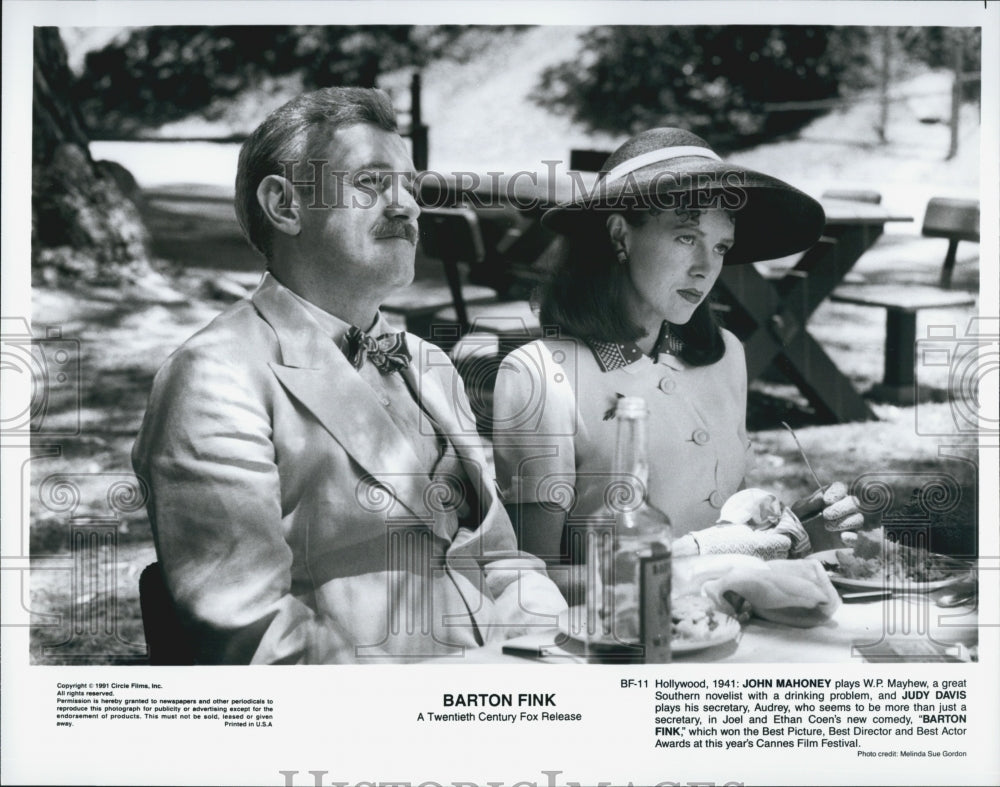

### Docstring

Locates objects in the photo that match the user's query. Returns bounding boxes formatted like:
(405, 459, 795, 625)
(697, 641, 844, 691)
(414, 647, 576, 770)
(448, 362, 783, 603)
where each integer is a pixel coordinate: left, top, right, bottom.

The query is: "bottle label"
(639, 554, 672, 663)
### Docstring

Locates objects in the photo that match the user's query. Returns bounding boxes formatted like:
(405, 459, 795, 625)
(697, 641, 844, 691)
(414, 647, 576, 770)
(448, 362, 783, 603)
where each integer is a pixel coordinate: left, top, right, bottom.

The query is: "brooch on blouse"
(603, 393, 626, 421)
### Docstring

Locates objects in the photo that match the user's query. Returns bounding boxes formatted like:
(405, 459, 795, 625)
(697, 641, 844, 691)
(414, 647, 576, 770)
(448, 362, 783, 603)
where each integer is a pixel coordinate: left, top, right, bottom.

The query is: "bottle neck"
(613, 412, 650, 525)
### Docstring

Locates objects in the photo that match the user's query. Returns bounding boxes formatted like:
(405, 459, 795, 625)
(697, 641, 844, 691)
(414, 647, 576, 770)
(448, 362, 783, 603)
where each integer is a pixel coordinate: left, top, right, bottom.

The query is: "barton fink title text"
(442, 693, 556, 707)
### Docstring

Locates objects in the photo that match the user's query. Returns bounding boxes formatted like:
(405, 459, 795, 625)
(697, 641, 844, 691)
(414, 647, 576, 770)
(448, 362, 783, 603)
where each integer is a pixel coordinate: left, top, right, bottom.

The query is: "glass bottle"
(587, 396, 673, 662)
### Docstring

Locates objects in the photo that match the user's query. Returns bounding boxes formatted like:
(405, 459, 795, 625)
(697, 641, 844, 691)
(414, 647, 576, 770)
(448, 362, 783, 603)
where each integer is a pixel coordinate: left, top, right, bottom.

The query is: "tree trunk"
(32, 27, 152, 285)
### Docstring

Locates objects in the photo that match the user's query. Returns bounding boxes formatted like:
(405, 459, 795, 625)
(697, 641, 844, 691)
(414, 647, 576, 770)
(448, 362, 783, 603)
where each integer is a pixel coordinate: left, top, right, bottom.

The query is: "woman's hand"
(711, 488, 811, 558)
(791, 482, 864, 532)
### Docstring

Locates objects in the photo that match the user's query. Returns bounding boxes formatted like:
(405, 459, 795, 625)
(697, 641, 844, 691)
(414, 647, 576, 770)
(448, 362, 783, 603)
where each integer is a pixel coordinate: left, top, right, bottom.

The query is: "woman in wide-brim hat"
(491, 128, 860, 599)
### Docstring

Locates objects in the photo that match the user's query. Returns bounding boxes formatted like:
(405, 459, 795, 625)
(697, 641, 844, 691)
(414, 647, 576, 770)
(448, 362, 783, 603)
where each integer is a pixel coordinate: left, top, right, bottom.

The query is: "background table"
(716, 199, 913, 422)
(418, 177, 912, 423)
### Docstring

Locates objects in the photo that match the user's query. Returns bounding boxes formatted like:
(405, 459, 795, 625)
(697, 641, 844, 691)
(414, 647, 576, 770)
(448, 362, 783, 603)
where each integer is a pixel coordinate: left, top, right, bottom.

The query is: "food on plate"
(832, 528, 957, 583)
(671, 595, 725, 641)
(565, 593, 733, 648)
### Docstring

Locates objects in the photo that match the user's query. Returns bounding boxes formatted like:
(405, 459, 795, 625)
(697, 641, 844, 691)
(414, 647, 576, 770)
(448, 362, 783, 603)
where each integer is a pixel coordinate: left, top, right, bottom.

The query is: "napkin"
(701, 558, 841, 628)
(672, 553, 768, 598)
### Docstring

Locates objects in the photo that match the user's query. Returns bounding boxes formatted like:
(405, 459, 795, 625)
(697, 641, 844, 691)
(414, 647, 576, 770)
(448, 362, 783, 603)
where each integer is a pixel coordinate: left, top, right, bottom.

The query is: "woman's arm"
(505, 501, 577, 600)
(493, 342, 580, 599)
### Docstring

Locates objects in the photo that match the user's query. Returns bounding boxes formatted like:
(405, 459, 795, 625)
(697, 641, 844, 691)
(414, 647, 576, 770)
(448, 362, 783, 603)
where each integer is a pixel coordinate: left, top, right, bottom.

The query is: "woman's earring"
(615, 244, 629, 266)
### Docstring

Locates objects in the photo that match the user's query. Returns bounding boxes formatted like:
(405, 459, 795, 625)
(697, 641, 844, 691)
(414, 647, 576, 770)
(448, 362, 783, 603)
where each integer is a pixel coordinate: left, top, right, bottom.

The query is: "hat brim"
(540, 160, 826, 265)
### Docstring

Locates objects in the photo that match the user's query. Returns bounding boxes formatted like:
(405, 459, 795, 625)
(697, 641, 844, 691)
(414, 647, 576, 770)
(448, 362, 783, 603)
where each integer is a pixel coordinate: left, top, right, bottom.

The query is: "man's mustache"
(372, 220, 418, 244)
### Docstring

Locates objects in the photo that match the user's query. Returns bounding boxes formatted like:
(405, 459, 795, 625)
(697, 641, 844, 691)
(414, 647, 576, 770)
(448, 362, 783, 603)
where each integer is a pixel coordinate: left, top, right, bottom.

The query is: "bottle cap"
(616, 396, 648, 418)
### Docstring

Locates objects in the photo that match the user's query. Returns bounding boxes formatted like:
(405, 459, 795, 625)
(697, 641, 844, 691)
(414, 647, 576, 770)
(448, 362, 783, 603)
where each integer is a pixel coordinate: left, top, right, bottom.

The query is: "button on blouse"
(493, 329, 754, 538)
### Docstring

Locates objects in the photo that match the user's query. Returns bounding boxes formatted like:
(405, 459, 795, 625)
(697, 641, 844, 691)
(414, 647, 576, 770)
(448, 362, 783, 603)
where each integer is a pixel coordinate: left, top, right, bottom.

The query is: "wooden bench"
(921, 197, 979, 289)
(830, 284, 975, 404)
(821, 188, 882, 205)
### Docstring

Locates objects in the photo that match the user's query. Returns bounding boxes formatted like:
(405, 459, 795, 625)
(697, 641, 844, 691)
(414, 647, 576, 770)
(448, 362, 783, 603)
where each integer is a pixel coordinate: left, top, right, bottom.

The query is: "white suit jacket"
(132, 273, 564, 663)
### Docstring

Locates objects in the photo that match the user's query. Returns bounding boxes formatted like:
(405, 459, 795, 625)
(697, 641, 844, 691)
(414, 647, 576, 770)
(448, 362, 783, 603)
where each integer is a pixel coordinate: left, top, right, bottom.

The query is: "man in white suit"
(132, 87, 565, 663)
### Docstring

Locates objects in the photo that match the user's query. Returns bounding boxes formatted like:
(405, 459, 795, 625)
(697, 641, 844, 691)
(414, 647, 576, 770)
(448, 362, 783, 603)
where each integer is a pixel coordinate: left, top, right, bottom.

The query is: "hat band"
(603, 146, 722, 186)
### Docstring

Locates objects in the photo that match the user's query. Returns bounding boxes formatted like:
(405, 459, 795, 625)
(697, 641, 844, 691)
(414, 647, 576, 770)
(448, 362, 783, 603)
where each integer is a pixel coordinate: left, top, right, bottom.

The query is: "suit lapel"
(252, 276, 429, 520)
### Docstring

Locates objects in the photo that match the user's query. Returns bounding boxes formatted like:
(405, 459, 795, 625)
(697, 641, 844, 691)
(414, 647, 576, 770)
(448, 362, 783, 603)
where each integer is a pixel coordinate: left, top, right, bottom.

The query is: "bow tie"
(345, 326, 411, 374)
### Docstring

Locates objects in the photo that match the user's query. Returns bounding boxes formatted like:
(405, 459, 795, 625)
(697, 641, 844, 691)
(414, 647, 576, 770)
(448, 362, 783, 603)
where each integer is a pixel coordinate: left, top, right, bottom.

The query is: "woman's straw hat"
(541, 127, 826, 264)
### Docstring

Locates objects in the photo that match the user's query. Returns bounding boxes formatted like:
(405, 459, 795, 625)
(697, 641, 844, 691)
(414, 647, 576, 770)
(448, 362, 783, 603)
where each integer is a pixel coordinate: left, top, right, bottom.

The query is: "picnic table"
(717, 198, 913, 422)
(417, 176, 913, 423)
(463, 591, 978, 664)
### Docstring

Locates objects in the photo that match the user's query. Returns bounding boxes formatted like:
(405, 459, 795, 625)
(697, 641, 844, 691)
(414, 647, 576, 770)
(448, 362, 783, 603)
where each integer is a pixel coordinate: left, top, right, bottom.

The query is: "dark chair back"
(139, 562, 196, 665)
(418, 207, 487, 334)
(419, 206, 485, 264)
(921, 197, 979, 288)
(922, 197, 980, 242)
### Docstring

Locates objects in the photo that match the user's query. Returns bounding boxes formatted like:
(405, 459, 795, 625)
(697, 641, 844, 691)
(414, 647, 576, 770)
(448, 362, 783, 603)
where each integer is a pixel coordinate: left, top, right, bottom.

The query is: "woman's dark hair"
(537, 209, 727, 367)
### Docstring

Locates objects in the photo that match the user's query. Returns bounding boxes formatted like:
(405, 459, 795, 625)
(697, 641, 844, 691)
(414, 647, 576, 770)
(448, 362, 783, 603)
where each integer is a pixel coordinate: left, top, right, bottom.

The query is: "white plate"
(810, 549, 971, 593)
(557, 606, 741, 654)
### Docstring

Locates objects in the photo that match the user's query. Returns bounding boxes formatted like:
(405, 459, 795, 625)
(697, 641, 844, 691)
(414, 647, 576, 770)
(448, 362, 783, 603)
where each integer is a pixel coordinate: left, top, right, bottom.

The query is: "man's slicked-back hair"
(235, 87, 398, 260)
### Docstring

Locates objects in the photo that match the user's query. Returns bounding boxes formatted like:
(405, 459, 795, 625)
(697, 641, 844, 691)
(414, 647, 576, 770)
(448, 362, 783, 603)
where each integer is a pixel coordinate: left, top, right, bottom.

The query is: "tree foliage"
(532, 26, 978, 151)
(896, 27, 982, 99)
(72, 25, 508, 136)
(71, 24, 983, 145)
(897, 26, 981, 72)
